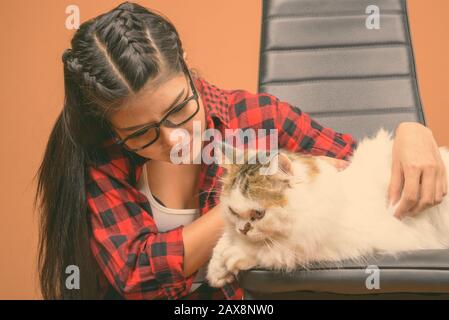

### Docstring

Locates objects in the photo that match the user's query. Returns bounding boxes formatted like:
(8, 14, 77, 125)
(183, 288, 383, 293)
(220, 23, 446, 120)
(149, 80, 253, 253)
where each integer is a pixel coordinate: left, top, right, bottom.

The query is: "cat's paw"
(206, 256, 235, 288)
(222, 246, 257, 276)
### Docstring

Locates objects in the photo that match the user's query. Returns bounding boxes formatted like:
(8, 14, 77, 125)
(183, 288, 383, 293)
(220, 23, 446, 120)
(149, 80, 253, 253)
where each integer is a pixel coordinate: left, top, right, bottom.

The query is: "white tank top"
(136, 163, 207, 292)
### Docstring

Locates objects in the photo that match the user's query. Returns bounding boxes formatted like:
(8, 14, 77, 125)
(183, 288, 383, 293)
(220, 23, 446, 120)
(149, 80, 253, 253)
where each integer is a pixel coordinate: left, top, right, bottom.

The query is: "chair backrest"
(258, 0, 426, 141)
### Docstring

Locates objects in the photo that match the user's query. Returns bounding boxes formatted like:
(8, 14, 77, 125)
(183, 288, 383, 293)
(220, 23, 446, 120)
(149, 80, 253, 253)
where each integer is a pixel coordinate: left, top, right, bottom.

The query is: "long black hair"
(35, 1, 188, 299)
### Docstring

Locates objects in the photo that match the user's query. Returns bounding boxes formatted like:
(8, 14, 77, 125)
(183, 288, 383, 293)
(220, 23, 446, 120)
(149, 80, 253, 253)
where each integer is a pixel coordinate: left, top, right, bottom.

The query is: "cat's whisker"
(194, 188, 224, 201)
(195, 189, 219, 197)
(259, 238, 293, 274)
(266, 237, 312, 271)
(262, 240, 272, 255)
(201, 195, 222, 203)
(271, 236, 375, 271)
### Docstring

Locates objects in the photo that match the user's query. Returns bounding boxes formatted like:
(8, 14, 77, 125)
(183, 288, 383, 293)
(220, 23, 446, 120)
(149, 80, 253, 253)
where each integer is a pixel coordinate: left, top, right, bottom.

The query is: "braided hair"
(35, 2, 189, 299)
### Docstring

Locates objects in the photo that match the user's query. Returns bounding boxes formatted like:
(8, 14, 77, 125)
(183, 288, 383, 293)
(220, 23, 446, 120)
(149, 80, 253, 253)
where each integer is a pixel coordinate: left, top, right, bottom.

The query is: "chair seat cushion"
(238, 249, 449, 295)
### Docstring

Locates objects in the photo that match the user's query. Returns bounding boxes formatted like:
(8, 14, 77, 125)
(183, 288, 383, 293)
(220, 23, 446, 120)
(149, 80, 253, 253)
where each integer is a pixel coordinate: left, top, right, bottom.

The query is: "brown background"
(0, 1, 448, 299)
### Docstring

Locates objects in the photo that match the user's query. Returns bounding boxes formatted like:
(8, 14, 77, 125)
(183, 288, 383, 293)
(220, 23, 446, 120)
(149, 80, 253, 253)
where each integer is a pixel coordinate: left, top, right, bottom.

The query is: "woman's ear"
(183, 51, 188, 61)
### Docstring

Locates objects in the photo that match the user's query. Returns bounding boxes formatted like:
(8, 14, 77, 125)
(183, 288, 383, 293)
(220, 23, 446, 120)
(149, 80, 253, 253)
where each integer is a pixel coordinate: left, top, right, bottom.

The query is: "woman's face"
(109, 72, 206, 162)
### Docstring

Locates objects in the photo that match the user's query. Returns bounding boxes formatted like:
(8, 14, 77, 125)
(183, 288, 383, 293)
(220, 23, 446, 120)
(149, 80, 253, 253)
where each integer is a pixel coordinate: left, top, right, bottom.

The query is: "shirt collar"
(194, 76, 230, 130)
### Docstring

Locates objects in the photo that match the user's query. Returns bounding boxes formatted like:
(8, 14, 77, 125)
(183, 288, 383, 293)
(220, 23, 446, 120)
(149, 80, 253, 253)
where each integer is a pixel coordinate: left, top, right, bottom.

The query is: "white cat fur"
(206, 128, 449, 288)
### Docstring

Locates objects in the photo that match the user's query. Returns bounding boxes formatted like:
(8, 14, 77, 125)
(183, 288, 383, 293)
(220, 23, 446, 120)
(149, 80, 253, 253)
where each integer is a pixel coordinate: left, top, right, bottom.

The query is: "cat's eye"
(253, 209, 265, 219)
(228, 206, 239, 217)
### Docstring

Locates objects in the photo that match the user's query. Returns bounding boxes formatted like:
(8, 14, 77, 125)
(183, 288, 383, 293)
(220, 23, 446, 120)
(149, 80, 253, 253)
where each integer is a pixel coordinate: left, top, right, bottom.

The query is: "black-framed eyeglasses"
(112, 59, 200, 152)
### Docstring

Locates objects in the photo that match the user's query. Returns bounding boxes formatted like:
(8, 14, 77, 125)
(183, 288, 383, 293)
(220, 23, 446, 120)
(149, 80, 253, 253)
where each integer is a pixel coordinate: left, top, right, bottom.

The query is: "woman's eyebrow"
(118, 88, 187, 132)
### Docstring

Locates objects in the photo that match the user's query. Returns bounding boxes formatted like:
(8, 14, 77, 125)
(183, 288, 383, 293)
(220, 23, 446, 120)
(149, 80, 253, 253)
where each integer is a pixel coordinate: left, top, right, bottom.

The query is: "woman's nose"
(160, 127, 191, 150)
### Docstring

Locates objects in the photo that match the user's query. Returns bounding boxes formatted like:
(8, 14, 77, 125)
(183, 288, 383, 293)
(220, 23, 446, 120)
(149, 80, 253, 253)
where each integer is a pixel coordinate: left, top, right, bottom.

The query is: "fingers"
(317, 156, 350, 171)
(434, 169, 444, 205)
(336, 159, 350, 171)
(441, 158, 448, 198)
(393, 165, 421, 219)
(409, 164, 437, 216)
(388, 161, 404, 207)
(434, 157, 448, 205)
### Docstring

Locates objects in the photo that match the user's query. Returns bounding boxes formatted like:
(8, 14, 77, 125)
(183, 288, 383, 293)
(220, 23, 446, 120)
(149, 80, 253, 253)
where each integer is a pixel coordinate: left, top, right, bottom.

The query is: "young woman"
(36, 2, 447, 300)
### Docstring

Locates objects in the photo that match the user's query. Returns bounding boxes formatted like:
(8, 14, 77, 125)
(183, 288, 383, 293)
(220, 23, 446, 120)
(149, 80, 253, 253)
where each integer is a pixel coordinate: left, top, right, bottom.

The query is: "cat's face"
(219, 151, 295, 242)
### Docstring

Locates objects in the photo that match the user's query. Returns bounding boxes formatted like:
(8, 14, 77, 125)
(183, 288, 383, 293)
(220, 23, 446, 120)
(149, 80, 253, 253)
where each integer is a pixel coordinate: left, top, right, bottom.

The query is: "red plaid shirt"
(86, 77, 358, 300)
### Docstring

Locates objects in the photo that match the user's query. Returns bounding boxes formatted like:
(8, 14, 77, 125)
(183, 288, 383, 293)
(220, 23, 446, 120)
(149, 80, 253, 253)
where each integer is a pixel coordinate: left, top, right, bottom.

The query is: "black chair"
(238, 0, 449, 299)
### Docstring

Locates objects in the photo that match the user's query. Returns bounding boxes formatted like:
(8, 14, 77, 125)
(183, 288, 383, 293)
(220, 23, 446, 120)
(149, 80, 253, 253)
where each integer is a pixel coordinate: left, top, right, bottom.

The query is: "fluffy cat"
(206, 128, 449, 288)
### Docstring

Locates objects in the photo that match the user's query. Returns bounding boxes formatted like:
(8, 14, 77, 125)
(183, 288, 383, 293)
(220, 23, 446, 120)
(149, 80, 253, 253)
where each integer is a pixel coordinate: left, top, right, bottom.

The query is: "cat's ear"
(274, 152, 294, 176)
(260, 151, 293, 177)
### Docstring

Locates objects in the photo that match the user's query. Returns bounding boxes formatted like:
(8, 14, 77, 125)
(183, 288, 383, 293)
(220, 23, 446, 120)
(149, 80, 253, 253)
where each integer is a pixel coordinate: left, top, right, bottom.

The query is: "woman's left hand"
(388, 122, 448, 219)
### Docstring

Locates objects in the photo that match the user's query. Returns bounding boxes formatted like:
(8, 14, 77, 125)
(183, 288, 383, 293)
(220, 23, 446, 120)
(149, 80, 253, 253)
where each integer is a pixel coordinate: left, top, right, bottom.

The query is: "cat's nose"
(239, 222, 252, 235)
